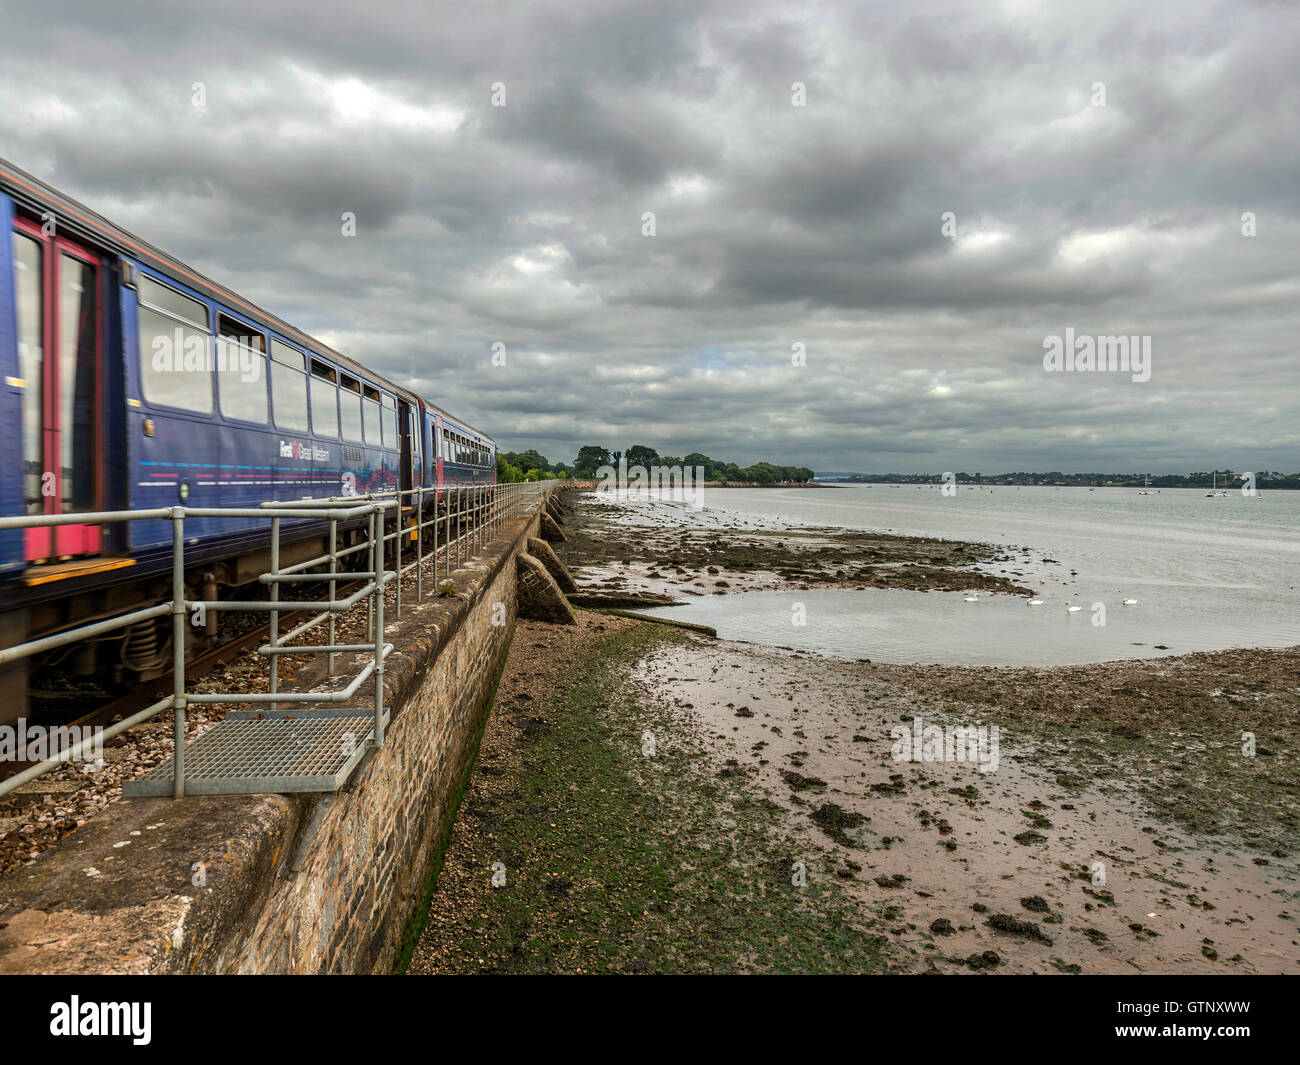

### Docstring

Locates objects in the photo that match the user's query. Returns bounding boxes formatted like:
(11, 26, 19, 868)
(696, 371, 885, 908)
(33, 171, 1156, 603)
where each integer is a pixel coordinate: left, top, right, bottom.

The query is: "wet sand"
(632, 638, 1298, 972)
(549, 490, 1300, 973)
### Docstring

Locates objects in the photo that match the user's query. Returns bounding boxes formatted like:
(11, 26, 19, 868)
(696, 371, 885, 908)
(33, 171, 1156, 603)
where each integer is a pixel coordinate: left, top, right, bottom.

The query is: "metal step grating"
(121, 708, 384, 797)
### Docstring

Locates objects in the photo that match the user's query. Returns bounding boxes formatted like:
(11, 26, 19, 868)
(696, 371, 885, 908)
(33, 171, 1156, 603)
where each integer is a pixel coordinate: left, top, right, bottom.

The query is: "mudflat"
(411, 491, 1298, 974)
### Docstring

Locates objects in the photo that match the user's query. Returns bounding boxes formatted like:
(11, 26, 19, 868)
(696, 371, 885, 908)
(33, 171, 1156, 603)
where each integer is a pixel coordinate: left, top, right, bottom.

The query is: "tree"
(625, 444, 659, 470)
(512, 449, 548, 474)
(496, 453, 523, 483)
(574, 445, 612, 477)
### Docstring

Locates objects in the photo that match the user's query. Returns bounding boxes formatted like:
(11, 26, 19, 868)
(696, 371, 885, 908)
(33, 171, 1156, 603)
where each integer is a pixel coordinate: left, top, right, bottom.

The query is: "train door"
(433, 413, 444, 488)
(12, 217, 104, 562)
(397, 399, 415, 496)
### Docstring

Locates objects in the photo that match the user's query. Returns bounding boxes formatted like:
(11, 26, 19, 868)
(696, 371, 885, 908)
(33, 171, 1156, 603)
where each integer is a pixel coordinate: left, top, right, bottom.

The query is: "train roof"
(0, 156, 495, 448)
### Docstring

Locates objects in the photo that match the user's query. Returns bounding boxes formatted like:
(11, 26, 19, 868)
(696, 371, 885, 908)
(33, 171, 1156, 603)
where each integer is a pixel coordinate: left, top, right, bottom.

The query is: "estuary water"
(633, 483, 1300, 665)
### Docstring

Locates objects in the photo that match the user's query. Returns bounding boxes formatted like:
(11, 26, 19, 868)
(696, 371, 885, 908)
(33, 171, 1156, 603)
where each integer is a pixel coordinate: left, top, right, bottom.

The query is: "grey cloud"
(0, 0, 1297, 474)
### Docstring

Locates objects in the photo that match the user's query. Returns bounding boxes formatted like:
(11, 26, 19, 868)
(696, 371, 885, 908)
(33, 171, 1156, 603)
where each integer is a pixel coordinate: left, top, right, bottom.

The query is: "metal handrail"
(0, 480, 551, 800)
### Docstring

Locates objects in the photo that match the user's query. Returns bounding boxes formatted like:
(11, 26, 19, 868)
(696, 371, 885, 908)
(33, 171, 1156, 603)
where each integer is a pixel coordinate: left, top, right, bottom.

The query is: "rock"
(986, 912, 1053, 944)
(526, 537, 578, 594)
(516, 552, 577, 625)
(540, 511, 567, 543)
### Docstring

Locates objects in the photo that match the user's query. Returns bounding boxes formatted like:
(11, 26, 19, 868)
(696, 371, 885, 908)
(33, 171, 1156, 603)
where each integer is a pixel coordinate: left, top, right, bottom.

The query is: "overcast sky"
(2, 0, 1297, 473)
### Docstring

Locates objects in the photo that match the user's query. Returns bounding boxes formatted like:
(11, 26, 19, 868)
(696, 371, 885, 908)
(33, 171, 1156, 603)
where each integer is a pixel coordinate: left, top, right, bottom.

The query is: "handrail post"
(269, 516, 280, 714)
(416, 486, 424, 600)
(394, 493, 403, 618)
(373, 504, 385, 748)
(171, 510, 187, 798)
(328, 515, 338, 677)
(367, 509, 376, 641)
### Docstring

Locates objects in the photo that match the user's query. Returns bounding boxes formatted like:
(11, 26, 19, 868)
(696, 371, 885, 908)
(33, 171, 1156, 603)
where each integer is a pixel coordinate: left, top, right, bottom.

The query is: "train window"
(137, 299, 213, 414)
(380, 394, 396, 448)
(59, 254, 98, 512)
(215, 314, 267, 423)
(13, 233, 42, 514)
(361, 385, 381, 446)
(216, 314, 265, 352)
(310, 360, 339, 437)
(339, 375, 363, 442)
(270, 340, 309, 432)
(139, 275, 208, 331)
(272, 341, 302, 367)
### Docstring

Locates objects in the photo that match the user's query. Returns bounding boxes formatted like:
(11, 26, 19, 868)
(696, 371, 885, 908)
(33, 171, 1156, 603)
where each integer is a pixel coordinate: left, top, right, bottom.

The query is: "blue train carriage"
(0, 155, 413, 583)
(424, 400, 496, 490)
(0, 156, 432, 703)
(123, 265, 405, 555)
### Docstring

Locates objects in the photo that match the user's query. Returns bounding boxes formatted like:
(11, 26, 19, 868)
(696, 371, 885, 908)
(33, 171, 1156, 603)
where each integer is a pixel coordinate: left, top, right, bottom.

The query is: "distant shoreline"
(815, 480, 1296, 491)
(703, 481, 826, 488)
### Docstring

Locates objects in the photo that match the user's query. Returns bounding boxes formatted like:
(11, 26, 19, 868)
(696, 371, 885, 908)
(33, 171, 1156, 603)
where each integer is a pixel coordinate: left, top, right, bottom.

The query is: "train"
(0, 156, 495, 714)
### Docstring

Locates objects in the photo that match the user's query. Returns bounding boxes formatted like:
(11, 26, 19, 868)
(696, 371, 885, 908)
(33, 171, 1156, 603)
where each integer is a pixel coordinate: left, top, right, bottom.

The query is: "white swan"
(1121, 598, 1137, 606)
(1065, 601, 1083, 612)
(1027, 598, 1044, 606)
(964, 593, 980, 602)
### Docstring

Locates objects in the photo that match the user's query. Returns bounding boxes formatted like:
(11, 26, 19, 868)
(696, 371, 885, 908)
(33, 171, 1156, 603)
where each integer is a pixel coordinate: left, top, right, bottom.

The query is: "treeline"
(573, 445, 814, 484)
(494, 445, 815, 484)
(496, 449, 569, 483)
(825, 470, 1300, 489)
